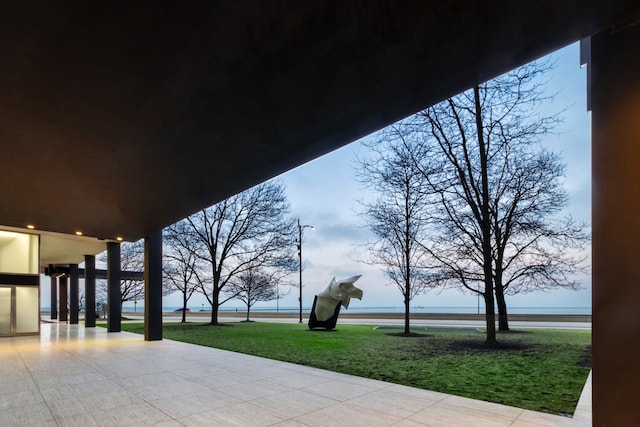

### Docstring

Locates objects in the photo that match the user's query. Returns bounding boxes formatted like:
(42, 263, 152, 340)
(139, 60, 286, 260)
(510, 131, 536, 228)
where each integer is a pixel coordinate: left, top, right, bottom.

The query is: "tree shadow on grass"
(385, 332, 432, 338)
(579, 345, 592, 368)
(196, 322, 235, 328)
(448, 339, 533, 352)
(497, 329, 533, 334)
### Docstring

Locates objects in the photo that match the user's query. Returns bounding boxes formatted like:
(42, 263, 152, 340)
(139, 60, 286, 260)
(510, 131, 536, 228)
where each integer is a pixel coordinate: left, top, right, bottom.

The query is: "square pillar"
(50, 270, 57, 320)
(107, 241, 121, 332)
(84, 255, 96, 327)
(59, 276, 68, 322)
(69, 264, 79, 324)
(591, 23, 640, 425)
(144, 230, 163, 341)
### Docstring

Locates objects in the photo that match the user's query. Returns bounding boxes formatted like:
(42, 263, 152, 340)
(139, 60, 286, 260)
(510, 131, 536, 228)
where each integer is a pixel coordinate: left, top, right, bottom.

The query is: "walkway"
(1, 324, 591, 426)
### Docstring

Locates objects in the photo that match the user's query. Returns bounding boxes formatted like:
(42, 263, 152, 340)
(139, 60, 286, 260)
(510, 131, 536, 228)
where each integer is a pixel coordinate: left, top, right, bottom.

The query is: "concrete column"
(84, 255, 96, 327)
(59, 276, 68, 322)
(144, 230, 163, 341)
(69, 264, 79, 324)
(107, 241, 121, 332)
(50, 271, 57, 320)
(591, 24, 640, 425)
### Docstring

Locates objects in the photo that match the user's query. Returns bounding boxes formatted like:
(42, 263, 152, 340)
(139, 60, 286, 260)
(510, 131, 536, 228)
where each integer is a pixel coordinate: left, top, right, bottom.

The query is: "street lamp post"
(298, 218, 314, 323)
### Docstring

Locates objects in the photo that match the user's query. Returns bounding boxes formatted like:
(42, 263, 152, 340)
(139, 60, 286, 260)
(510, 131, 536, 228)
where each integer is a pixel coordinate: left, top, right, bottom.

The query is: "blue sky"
(142, 41, 591, 312)
(254, 41, 592, 312)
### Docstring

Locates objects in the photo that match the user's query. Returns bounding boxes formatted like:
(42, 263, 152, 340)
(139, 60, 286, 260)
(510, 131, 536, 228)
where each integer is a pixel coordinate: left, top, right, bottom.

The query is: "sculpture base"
(308, 295, 341, 330)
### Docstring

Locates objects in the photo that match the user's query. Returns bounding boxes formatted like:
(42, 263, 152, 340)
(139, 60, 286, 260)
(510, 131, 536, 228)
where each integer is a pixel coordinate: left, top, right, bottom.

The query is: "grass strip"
(117, 321, 591, 417)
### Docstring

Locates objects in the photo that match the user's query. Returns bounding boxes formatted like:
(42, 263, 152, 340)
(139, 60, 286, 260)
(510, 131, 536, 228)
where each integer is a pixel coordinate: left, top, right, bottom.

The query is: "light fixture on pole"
(298, 218, 314, 323)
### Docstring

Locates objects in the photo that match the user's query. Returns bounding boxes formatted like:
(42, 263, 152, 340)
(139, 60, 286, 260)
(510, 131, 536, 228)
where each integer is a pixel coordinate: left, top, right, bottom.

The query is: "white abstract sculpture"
(309, 275, 363, 329)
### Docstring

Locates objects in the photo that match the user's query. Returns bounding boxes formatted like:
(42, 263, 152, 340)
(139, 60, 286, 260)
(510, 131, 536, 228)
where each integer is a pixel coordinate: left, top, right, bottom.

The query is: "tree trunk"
(211, 288, 219, 325)
(182, 293, 187, 323)
(494, 278, 509, 331)
(404, 294, 410, 335)
(474, 84, 497, 345)
(246, 304, 250, 321)
(483, 287, 497, 344)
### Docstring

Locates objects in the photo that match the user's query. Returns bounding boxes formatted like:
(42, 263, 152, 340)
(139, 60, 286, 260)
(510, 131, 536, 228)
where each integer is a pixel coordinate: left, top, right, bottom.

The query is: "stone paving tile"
(0, 323, 590, 427)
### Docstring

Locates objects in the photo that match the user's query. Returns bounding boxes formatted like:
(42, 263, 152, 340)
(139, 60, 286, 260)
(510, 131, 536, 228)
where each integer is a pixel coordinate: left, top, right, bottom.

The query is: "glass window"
(16, 286, 39, 334)
(0, 287, 11, 336)
(0, 231, 39, 274)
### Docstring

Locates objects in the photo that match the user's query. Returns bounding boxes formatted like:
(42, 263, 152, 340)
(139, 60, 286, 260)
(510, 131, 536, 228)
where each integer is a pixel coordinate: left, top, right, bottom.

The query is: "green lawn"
(117, 321, 591, 417)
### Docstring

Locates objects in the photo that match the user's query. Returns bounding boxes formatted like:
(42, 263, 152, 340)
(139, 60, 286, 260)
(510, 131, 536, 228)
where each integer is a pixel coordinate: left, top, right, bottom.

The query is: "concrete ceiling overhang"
(1, 1, 639, 245)
(0, 225, 106, 269)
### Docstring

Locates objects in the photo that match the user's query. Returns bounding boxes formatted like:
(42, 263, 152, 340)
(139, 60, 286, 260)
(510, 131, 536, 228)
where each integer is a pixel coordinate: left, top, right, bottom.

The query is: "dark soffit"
(1, 1, 639, 242)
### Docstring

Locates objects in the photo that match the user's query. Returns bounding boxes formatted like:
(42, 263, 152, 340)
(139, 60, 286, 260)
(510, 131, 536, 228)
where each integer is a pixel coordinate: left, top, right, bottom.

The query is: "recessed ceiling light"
(26, 224, 35, 229)
(116, 236, 123, 241)
(75, 231, 83, 236)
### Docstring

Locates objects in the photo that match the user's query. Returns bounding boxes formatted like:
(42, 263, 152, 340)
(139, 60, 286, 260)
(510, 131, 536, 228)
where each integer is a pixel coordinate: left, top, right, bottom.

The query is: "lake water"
(41, 305, 591, 315)
(164, 306, 592, 315)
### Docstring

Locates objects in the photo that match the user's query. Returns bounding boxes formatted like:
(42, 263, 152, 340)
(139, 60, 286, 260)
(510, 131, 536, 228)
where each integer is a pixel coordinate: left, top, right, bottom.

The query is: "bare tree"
(226, 268, 281, 321)
(398, 61, 588, 342)
(163, 226, 202, 323)
(172, 179, 296, 325)
(355, 130, 436, 335)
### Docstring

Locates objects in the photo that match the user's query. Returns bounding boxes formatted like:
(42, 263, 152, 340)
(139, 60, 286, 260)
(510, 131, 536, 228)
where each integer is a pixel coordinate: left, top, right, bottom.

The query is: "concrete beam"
(69, 264, 79, 324)
(59, 276, 67, 322)
(84, 255, 96, 328)
(591, 23, 640, 425)
(107, 242, 121, 332)
(144, 231, 163, 341)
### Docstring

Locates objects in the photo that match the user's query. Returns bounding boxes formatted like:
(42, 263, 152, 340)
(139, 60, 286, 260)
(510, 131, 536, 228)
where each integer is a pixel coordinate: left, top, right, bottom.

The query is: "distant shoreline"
(40, 310, 591, 323)
(160, 311, 591, 323)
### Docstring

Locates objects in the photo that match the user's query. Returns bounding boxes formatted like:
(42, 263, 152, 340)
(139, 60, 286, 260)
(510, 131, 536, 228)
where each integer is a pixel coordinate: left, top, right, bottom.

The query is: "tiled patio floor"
(0, 324, 590, 426)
